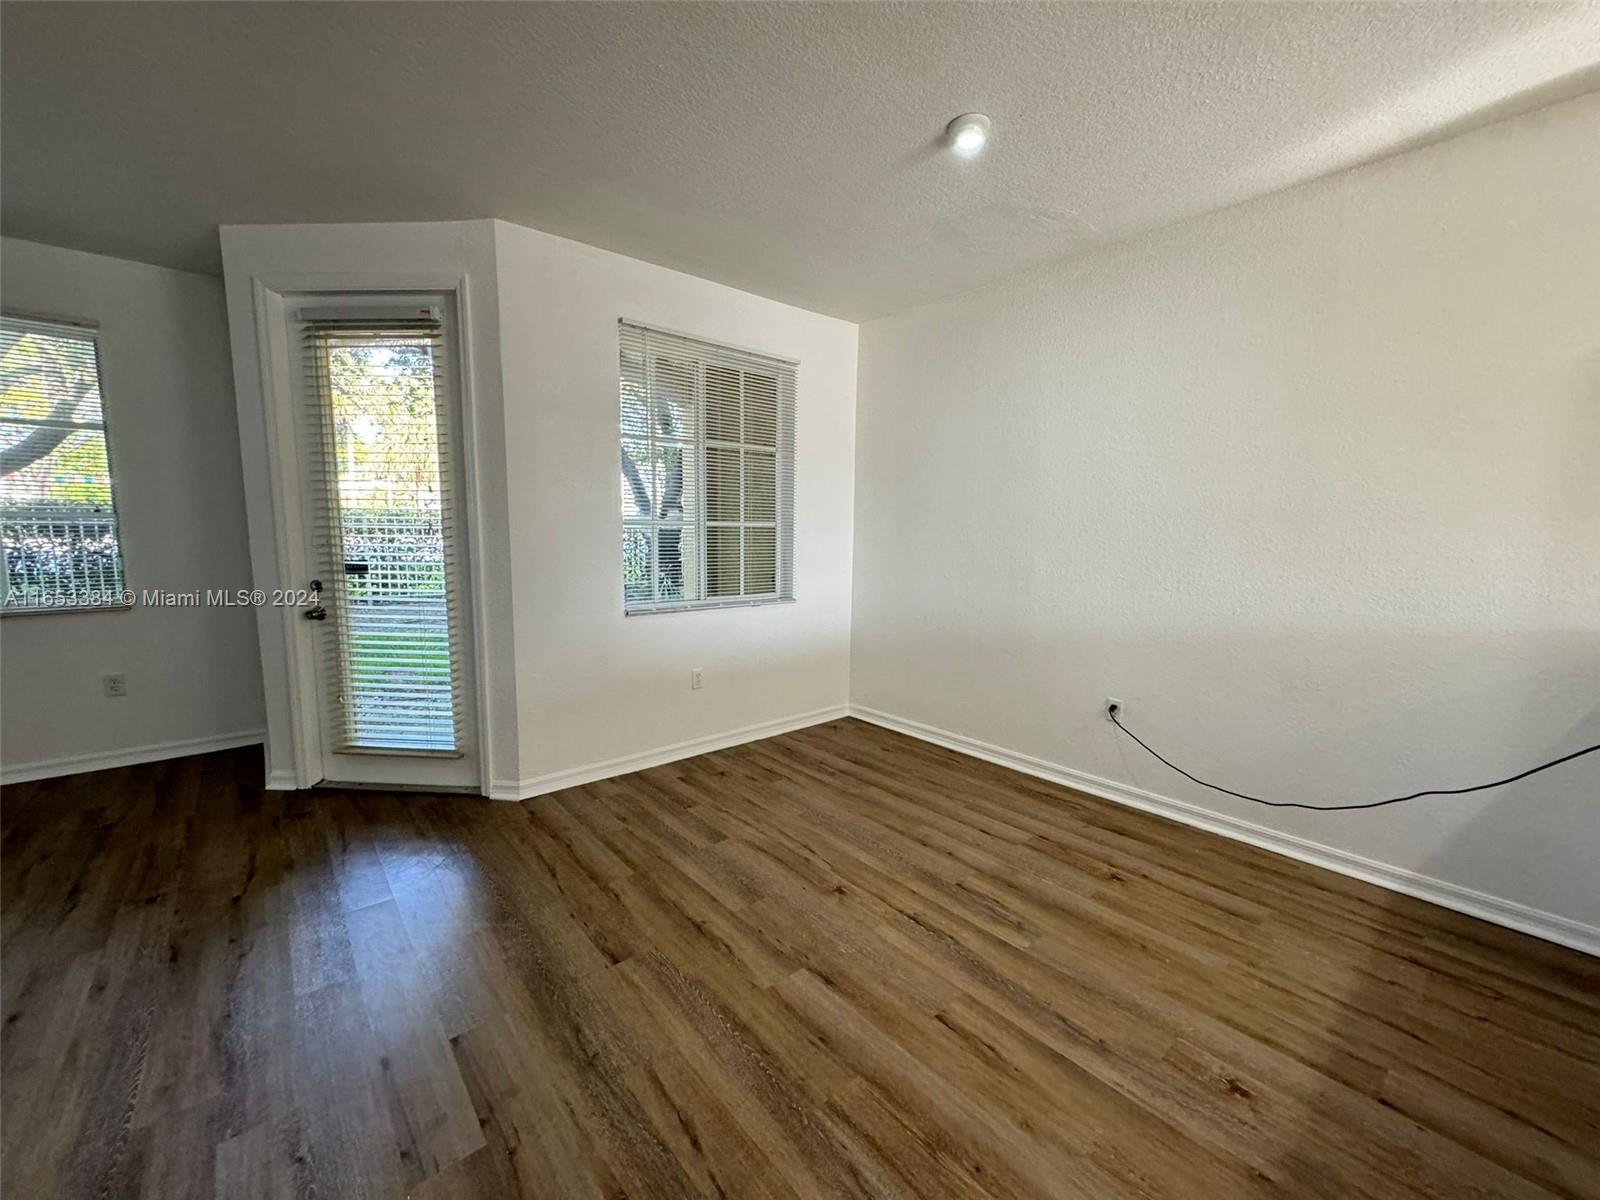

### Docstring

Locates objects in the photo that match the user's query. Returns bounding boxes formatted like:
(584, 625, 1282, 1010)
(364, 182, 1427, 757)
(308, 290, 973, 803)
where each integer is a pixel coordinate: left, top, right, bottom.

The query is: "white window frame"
(619, 320, 796, 615)
(1, 311, 130, 616)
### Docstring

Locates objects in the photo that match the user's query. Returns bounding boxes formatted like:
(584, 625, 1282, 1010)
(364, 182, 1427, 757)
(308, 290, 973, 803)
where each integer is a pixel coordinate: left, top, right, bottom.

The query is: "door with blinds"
(294, 297, 478, 790)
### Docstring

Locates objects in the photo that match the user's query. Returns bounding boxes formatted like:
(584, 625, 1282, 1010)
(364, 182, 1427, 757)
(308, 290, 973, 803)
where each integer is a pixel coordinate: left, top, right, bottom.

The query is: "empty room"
(2, 2, 1597, 1197)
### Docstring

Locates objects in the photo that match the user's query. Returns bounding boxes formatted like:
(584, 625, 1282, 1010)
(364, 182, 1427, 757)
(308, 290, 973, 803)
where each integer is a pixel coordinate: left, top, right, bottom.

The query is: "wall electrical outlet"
(1105, 697, 1123, 722)
(103, 674, 128, 698)
(691, 668, 704, 691)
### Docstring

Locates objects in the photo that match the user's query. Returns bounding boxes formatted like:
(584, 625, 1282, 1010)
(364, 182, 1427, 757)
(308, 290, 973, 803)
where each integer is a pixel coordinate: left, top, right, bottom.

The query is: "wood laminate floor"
(3, 718, 1597, 1199)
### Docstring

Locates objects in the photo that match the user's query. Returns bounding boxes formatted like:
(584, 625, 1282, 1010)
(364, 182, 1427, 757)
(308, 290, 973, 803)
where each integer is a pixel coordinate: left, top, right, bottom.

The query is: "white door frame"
(242, 270, 496, 794)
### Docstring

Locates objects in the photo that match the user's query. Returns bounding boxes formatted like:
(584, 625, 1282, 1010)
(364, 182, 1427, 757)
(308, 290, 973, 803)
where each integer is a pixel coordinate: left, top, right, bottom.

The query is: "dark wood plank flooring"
(3, 718, 1597, 1198)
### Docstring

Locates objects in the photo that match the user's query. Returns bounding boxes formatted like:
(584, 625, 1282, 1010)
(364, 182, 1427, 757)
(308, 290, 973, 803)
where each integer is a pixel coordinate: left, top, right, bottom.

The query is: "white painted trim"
(264, 768, 300, 792)
(2, 730, 266, 785)
(493, 705, 850, 801)
(249, 278, 320, 789)
(849, 705, 1600, 959)
(451, 274, 500, 803)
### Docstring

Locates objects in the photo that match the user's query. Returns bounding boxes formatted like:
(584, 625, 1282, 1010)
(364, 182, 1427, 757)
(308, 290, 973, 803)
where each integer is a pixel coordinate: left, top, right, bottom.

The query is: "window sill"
(625, 596, 795, 617)
(1, 601, 133, 618)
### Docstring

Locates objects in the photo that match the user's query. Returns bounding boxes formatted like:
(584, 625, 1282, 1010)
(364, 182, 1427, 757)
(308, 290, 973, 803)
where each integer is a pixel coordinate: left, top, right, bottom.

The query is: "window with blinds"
(1, 314, 127, 613)
(619, 321, 795, 614)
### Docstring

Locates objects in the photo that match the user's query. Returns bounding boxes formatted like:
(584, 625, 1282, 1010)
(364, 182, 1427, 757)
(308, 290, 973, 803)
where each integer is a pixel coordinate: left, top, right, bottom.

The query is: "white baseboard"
(849, 705, 1600, 959)
(493, 704, 850, 802)
(1, 729, 266, 785)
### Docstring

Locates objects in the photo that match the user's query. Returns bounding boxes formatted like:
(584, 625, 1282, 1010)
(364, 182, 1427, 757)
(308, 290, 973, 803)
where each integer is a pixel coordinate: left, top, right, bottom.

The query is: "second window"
(619, 321, 795, 613)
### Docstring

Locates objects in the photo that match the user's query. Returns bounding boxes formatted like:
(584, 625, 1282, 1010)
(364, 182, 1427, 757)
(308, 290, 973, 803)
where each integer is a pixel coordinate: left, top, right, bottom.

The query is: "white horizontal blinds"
(0, 314, 126, 612)
(302, 313, 464, 754)
(619, 321, 795, 613)
(620, 325, 699, 608)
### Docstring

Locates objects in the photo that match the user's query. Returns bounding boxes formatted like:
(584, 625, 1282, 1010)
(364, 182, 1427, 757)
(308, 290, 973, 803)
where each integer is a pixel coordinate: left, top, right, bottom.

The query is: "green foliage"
(327, 342, 443, 510)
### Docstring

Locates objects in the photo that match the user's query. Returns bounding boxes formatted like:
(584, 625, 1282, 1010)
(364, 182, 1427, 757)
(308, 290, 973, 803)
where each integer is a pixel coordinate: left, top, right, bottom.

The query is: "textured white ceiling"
(3, 2, 1596, 319)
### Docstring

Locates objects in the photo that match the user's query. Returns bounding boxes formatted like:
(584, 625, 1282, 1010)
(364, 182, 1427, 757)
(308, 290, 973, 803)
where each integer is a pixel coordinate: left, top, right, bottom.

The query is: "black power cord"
(1107, 706, 1600, 812)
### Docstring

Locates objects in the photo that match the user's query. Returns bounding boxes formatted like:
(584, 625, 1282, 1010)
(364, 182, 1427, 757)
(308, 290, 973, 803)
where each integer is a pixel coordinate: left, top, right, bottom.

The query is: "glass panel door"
(299, 298, 477, 790)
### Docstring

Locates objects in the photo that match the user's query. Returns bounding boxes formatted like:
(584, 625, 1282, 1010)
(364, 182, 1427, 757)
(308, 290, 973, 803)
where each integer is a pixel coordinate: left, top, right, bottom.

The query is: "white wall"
(851, 93, 1600, 941)
(1, 238, 264, 777)
(493, 221, 857, 791)
(219, 219, 855, 796)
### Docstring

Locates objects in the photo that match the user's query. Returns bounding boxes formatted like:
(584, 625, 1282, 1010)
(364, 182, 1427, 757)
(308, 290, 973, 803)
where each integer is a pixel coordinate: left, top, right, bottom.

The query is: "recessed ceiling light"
(947, 112, 992, 156)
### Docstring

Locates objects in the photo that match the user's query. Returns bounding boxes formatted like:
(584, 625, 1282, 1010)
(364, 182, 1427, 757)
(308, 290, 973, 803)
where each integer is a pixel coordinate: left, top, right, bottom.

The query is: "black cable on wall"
(1108, 707, 1599, 812)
